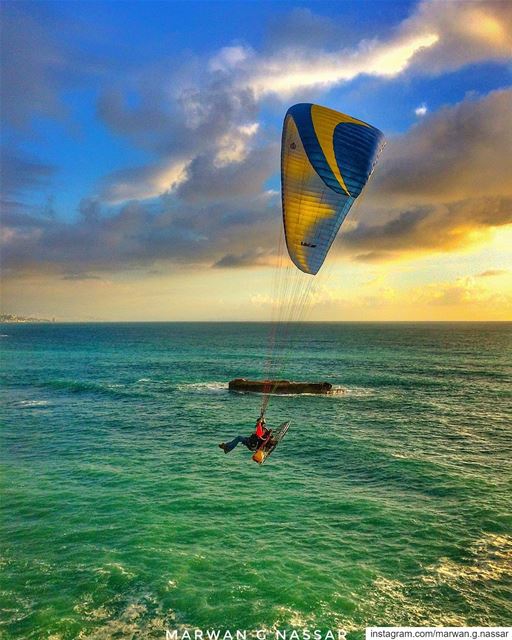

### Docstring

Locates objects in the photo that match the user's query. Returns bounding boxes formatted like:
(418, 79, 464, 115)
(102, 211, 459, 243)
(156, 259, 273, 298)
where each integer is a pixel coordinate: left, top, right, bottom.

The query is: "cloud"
(3, 1, 512, 280)
(61, 272, 103, 281)
(96, 72, 262, 202)
(222, 33, 440, 99)
(209, 46, 251, 73)
(213, 248, 272, 269)
(99, 160, 189, 203)
(206, 0, 511, 99)
(264, 8, 342, 52)
(95, 0, 512, 206)
(340, 89, 512, 261)
(1, 188, 281, 276)
(476, 269, 508, 278)
(4, 88, 511, 275)
(0, 5, 66, 127)
(403, 0, 512, 75)
(97, 77, 272, 203)
(344, 196, 512, 260)
(412, 275, 512, 309)
(0, 146, 58, 241)
(0, 147, 56, 197)
(370, 89, 512, 204)
(415, 103, 428, 116)
(176, 143, 278, 202)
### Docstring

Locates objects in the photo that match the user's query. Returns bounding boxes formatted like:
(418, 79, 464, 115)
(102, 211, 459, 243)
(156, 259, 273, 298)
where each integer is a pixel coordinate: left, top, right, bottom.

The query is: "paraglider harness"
(246, 416, 274, 452)
(251, 421, 290, 464)
(253, 428, 275, 453)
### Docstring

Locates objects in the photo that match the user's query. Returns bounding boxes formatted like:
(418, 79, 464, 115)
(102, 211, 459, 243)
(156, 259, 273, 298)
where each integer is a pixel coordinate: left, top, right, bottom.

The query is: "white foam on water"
(100, 562, 136, 578)
(274, 604, 317, 627)
(368, 575, 467, 626)
(74, 593, 175, 640)
(422, 532, 512, 586)
(16, 399, 51, 408)
(391, 452, 419, 460)
(176, 381, 228, 393)
(341, 385, 374, 397)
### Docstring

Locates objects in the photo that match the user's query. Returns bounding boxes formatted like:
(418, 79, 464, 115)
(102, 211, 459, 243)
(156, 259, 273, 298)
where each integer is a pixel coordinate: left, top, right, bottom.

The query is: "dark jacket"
(246, 433, 261, 450)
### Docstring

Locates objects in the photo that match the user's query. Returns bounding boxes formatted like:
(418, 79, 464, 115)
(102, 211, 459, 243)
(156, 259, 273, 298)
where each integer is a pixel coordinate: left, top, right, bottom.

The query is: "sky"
(1, 0, 511, 321)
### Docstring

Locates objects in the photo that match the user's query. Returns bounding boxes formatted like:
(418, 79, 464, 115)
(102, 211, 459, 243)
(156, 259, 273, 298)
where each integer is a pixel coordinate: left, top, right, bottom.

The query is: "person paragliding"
(218, 416, 270, 454)
(219, 102, 384, 463)
(255, 416, 268, 439)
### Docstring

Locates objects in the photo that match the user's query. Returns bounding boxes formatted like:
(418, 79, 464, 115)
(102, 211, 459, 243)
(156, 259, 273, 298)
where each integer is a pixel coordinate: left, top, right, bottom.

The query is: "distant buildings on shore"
(0, 314, 54, 323)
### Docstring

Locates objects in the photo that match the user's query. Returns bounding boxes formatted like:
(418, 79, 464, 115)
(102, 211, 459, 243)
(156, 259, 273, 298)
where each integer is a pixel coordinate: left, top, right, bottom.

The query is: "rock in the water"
(228, 378, 333, 394)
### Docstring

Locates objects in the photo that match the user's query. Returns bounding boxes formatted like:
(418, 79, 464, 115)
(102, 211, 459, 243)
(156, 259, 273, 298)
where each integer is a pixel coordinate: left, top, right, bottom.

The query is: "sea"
(1, 322, 511, 639)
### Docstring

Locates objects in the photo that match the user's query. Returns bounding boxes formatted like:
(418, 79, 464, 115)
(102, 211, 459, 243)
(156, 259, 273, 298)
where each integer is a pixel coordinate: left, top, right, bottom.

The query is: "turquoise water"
(1, 322, 511, 639)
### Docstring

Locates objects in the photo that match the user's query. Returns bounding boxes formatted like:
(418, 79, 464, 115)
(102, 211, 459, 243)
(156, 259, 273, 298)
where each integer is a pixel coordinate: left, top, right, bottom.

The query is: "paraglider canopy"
(281, 103, 384, 275)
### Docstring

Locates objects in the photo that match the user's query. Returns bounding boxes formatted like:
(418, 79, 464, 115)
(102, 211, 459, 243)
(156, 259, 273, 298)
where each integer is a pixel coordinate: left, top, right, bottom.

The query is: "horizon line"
(2, 320, 511, 324)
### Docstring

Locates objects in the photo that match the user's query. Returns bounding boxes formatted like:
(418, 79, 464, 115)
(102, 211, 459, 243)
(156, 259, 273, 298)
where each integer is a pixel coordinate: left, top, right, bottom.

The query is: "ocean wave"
(40, 379, 144, 398)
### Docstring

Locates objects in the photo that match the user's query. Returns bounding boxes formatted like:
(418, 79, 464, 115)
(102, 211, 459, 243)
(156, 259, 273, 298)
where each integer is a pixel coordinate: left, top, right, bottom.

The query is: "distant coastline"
(0, 314, 54, 323)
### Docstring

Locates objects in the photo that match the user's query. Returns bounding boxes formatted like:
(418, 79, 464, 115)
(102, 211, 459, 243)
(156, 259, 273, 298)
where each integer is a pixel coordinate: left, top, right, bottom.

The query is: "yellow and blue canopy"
(281, 103, 384, 275)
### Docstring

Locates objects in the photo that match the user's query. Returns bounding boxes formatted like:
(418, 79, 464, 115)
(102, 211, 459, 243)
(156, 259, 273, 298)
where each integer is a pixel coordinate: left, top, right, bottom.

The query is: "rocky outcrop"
(228, 378, 334, 394)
